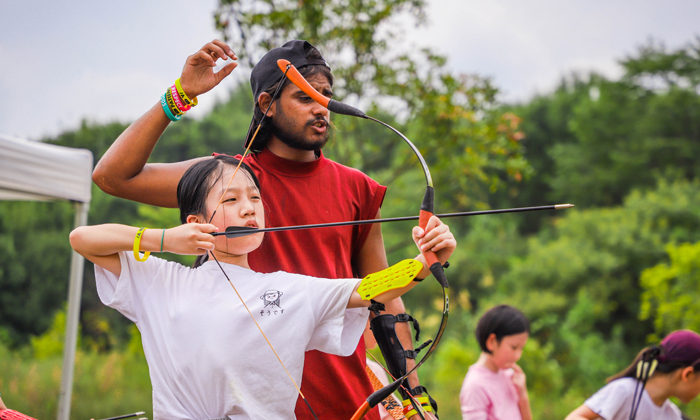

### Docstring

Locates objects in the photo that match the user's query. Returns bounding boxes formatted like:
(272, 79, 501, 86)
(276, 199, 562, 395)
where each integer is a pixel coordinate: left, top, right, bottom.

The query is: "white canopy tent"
(0, 134, 93, 420)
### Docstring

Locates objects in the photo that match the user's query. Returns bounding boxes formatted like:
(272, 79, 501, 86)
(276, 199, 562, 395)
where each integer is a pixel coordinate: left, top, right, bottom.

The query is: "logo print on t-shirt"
(261, 289, 283, 308)
(259, 290, 284, 316)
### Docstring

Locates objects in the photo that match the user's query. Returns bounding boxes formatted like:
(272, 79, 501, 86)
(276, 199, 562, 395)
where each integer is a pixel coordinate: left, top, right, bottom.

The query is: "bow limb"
(350, 378, 405, 420)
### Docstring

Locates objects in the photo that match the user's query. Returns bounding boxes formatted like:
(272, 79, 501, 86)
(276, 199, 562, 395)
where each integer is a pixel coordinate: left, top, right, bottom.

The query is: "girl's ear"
(681, 366, 696, 382)
(186, 214, 203, 224)
(485, 333, 498, 352)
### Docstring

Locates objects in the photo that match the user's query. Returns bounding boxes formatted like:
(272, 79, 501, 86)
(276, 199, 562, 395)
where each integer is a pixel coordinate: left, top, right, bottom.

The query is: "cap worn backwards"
(660, 330, 700, 365)
(244, 40, 330, 150)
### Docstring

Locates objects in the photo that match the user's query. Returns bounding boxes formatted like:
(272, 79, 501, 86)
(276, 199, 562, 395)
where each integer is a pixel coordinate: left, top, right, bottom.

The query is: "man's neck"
(266, 137, 319, 162)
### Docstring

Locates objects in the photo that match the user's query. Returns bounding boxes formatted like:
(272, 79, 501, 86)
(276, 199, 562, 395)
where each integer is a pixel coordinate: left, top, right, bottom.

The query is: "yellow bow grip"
(358, 259, 424, 301)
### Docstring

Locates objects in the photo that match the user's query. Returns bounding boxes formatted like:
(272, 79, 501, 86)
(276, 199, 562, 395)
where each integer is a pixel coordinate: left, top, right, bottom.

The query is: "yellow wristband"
(133, 227, 150, 262)
(175, 78, 198, 107)
(402, 396, 432, 417)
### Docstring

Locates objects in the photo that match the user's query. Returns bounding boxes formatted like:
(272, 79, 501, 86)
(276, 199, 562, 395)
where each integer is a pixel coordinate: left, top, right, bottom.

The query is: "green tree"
(501, 38, 700, 222)
(640, 241, 700, 336)
(497, 179, 700, 392)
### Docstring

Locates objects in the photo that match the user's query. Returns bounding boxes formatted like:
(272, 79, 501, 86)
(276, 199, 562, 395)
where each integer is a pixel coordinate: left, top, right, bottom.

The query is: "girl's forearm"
(70, 224, 163, 258)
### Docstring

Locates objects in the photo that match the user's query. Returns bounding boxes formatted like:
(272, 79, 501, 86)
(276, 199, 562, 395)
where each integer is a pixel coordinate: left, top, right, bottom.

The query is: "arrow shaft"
(213, 204, 573, 237)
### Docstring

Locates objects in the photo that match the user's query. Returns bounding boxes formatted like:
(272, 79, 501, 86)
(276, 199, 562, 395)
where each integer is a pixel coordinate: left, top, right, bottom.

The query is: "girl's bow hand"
(412, 215, 456, 266)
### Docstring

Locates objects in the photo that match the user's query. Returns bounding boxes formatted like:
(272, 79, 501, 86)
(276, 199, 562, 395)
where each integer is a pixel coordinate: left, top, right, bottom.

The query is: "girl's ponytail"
(606, 346, 662, 383)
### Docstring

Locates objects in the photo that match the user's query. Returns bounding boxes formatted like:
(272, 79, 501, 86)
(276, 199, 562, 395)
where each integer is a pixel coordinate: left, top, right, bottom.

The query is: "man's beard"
(270, 114, 329, 151)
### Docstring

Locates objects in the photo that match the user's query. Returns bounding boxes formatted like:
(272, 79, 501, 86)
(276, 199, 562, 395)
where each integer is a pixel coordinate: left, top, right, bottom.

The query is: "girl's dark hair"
(250, 46, 333, 151)
(607, 335, 700, 383)
(475, 305, 530, 354)
(611, 330, 700, 420)
(177, 155, 261, 267)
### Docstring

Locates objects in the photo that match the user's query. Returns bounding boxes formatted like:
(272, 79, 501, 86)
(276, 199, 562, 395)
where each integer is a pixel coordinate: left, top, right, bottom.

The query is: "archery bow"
(277, 59, 449, 419)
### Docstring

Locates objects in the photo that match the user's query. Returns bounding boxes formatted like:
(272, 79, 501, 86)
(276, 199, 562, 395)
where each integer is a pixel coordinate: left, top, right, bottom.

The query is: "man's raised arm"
(93, 40, 238, 207)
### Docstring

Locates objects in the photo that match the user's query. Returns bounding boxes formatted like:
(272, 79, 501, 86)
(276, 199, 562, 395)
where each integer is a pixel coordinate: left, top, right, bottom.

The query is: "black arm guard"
(369, 313, 438, 417)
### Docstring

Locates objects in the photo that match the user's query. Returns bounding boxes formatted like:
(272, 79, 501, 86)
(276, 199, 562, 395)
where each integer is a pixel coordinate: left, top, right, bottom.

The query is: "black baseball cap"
(243, 40, 330, 150)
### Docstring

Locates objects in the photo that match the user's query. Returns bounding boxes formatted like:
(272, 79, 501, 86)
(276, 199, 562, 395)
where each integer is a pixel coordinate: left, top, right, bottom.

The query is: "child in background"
(70, 155, 455, 420)
(459, 305, 532, 420)
(565, 329, 700, 420)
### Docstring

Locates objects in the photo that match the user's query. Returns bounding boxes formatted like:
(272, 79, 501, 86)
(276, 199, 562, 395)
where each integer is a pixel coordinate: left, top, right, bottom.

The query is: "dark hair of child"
(177, 155, 262, 268)
(475, 305, 530, 354)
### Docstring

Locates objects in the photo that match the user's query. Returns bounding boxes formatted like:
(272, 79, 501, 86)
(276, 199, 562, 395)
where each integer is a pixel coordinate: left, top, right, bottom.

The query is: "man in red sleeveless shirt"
(93, 39, 433, 420)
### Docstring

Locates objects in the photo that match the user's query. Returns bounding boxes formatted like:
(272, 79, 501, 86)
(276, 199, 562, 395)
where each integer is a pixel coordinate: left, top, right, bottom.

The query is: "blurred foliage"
(640, 240, 700, 338)
(2, 8, 700, 420)
(506, 38, 700, 213)
(0, 312, 152, 419)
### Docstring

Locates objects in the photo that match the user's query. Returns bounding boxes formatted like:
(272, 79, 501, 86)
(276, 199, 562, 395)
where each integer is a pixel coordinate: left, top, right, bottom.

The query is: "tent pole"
(57, 201, 89, 420)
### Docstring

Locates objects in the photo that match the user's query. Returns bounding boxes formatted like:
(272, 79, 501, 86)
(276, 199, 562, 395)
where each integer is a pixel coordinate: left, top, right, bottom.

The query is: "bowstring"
(209, 252, 319, 419)
(205, 66, 320, 420)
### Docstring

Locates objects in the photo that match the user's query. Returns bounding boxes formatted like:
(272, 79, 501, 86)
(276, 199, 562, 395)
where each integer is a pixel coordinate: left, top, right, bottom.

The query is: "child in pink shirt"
(459, 305, 532, 420)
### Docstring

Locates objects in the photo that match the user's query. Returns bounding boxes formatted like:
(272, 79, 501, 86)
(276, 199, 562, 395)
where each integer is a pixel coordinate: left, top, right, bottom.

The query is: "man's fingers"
(211, 39, 237, 59)
(215, 62, 238, 83)
(192, 50, 217, 67)
(201, 41, 228, 61)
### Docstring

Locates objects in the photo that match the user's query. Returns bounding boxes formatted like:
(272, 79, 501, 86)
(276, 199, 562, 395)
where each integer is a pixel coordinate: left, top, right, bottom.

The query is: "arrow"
(211, 204, 574, 238)
(95, 412, 146, 420)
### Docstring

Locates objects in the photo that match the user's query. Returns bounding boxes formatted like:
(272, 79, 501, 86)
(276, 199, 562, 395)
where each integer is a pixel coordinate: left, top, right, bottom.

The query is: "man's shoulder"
(323, 157, 373, 178)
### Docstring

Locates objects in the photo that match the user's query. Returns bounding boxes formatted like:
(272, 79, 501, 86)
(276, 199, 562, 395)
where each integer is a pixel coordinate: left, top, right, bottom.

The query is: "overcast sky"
(1, 0, 698, 140)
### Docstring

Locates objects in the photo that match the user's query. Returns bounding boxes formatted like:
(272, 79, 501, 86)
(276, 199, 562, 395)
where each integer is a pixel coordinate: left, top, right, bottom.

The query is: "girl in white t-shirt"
(565, 330, 700, 420)
(69, 155, 455, 420)
(459, 304, 533, 420)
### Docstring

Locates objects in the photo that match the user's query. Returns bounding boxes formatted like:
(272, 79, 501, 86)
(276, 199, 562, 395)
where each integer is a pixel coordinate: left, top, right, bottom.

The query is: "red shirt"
(243, 148, 386, 420)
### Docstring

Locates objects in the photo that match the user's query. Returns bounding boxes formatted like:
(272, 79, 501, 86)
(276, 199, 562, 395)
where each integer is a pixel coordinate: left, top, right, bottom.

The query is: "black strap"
(408, 385, 440, 418)
(413, 261, 448, 283)
(368, 300, 385, 315)
(396, 313, 422, 341)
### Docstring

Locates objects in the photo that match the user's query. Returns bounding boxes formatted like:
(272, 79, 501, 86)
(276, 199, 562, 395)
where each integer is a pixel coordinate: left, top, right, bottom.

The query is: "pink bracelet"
(171, 85, 191, 113)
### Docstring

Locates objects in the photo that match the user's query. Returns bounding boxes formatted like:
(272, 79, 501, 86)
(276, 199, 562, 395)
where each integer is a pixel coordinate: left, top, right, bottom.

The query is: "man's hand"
(180, 40, 238, 99)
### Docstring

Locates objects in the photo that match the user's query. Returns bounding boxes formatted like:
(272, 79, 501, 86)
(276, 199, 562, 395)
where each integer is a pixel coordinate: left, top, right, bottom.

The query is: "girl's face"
(487, 332, 529, 370)
(201, 166, 265, 256)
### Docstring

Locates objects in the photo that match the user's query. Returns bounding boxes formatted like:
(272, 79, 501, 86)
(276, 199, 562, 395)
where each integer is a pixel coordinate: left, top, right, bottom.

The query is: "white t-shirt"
(584, 377, 682, 420)
(95, 252, 367, 420)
